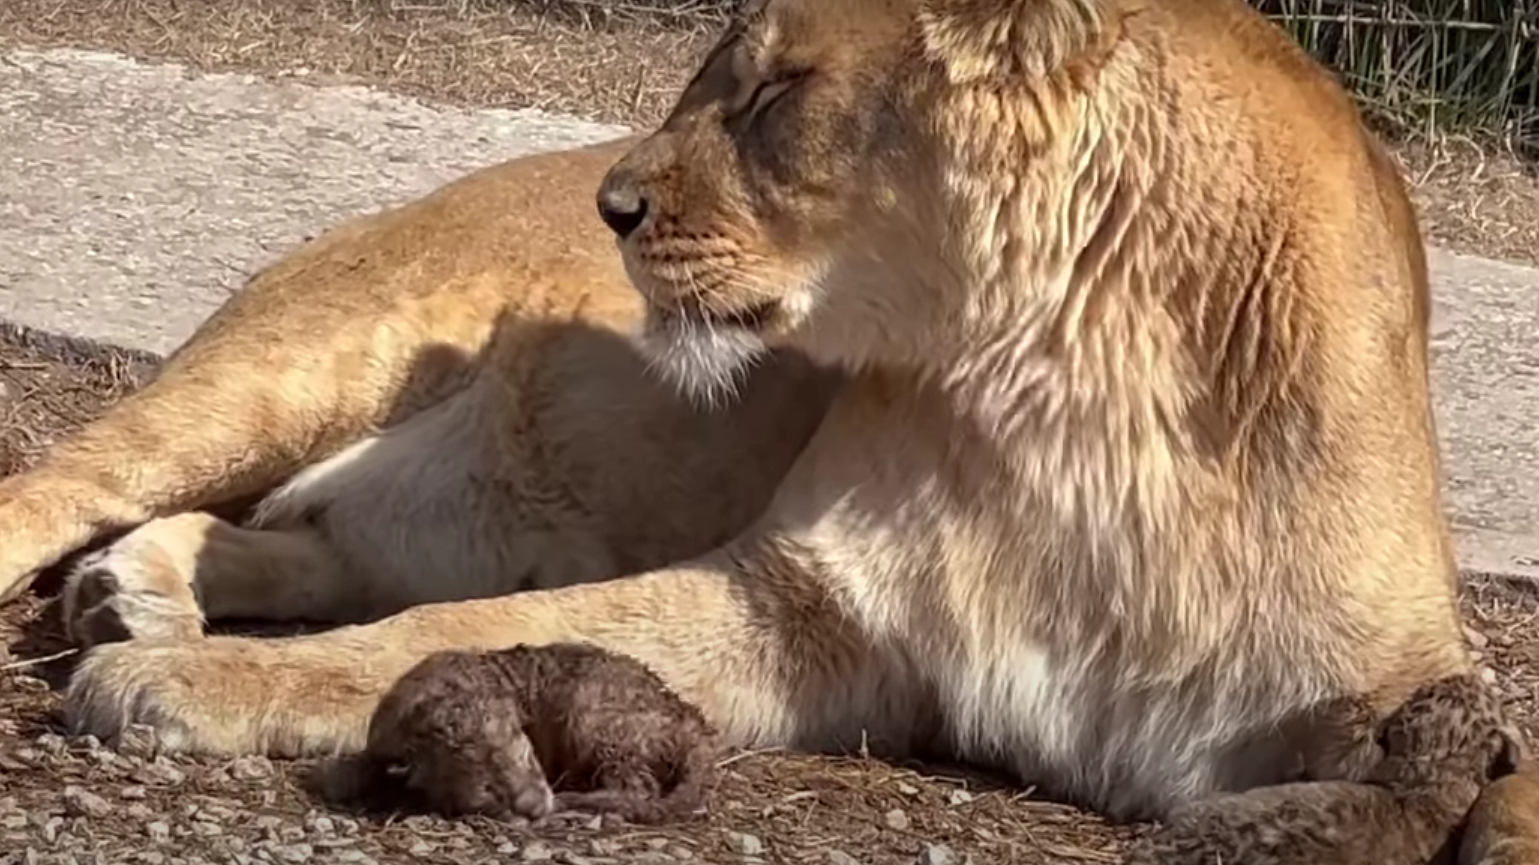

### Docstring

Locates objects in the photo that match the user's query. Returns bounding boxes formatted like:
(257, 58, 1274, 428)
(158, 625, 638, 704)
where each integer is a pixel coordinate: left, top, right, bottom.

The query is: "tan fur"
(1460, 766, 1539, 865)
(3, 0, 1467, 823)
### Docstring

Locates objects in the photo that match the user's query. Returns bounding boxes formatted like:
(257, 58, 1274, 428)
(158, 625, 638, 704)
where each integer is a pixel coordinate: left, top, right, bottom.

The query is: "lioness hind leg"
(61, 512, 351, 648)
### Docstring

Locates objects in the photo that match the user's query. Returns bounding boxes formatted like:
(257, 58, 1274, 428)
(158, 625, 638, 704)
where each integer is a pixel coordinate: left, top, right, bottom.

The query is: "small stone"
(520, 841, 555, 861)
(35, 733, 67, 754)
(132, 759, 186, 787)
(193, 821, 222, 836)
(947, 789, 974, 805)
(1463, 626, 1490, 650)
(145, 821, 171, 842)
(40, 816, 64, 844)
(884, 808, 910, 831)
(1482, 666, 1500, 685)
(306, 816, 335, 836)
(896, 781, 920, 795)
(827, 852, 862, 865)
(587, 839, 620, 856)
(63, 786, 113, 818)
(117, 725, 158, 759)
(135, 853, 166, 865)
(667, 847, 695, 861)
(408, 840, 435, 856)
(230, 756, 273, 781)
(125, 803, 155, 821)
(276, 844, 314, 863)
(917, 845, 957, 865)
(725, 832, 764, 856)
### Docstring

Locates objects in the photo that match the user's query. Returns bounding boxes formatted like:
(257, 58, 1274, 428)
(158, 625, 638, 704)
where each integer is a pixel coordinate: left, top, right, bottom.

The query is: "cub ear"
(1491, 726, 1529, 781)
(916, 0, 1113, 84)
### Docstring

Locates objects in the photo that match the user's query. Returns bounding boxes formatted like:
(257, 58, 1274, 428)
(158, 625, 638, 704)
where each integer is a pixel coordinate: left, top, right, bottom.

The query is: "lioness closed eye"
(6, 0, 1467, 829)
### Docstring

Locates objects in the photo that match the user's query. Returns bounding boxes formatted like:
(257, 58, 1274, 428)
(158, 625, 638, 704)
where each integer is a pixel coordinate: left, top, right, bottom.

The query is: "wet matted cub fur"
(2, 0, 1474, 823)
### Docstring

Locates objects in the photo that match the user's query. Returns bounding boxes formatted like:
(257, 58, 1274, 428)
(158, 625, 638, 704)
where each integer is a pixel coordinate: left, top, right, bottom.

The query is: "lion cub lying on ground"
(356, 642, 720, 825)
(1125, 675, 1525, 865)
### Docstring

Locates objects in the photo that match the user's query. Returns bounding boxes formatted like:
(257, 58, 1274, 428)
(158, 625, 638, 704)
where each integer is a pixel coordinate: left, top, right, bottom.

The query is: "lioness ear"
(917, 0, 1112, 84)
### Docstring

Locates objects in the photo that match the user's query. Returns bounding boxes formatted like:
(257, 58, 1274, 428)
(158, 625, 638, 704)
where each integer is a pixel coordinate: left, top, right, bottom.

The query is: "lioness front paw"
(66, 634, 381, 757)
(61, 544, 204, 648)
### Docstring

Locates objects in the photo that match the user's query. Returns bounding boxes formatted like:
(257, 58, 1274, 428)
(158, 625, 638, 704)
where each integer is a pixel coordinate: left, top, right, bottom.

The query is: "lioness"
(3, 0, 1471, 823)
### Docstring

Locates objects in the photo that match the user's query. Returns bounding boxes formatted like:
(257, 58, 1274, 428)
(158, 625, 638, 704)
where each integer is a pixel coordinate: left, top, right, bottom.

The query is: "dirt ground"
(3, 2, 1539, 864)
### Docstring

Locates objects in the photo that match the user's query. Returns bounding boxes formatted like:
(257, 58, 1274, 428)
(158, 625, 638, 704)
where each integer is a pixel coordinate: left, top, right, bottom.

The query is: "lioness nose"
(596, 171, 649, 239)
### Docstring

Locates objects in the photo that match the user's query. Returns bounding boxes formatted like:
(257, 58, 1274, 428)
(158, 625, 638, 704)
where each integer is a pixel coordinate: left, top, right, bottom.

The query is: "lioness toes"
(3, 0, 1466, 824)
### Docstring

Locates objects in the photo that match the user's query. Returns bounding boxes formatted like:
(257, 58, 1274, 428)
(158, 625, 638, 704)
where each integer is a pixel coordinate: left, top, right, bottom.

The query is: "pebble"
(917, 845, 958, 865)
(884, 808, 910, 831)
(133, 759, 187, 787)
(275, 843, 314, 863)
(145, 821, 171, 842)
(36, 733, 67, 755)
(63, 786, 113, 819)
(306, 815, 336, 835)
(521, 840, 555, 861)
(827, 851, 863, 865)
(230, 756, 274, 781)
(725, 832, 764, 856)
(947, 789, 974, 805)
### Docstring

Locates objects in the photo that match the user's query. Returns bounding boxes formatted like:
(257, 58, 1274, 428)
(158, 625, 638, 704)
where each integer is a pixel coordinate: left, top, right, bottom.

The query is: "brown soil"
(2, 0, 1536, 268)
(1, 3, 1537, 863)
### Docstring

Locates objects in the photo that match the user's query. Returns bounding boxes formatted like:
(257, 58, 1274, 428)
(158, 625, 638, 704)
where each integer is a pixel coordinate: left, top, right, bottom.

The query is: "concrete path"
(0, 47, 1534, 580)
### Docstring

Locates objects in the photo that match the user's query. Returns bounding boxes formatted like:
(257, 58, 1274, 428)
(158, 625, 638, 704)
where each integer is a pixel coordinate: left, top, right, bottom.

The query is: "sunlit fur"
(20, 0, 1476, 830)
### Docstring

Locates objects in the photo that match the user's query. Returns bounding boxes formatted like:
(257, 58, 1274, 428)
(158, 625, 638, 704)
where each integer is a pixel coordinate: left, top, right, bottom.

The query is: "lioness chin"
(0, 0, 1471, 824)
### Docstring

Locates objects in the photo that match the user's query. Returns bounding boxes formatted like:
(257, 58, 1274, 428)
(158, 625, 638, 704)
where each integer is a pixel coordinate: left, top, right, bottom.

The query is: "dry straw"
(1256, 0, 1538, 151)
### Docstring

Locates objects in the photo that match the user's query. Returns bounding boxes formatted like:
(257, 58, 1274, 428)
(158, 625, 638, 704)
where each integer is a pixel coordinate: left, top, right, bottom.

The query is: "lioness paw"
(61, 544, 203, 648)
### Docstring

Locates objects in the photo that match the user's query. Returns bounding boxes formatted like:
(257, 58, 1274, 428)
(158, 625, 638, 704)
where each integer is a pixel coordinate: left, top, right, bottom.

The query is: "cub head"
(1370, 674, 1526, 792)
(595, 0, 1126, 403)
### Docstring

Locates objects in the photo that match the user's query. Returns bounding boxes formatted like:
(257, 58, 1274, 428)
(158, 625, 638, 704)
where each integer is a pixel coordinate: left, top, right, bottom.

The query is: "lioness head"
(597, 0, 1124, 402)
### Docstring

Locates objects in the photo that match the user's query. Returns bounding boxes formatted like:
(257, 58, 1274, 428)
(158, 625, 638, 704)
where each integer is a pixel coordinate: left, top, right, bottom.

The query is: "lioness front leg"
(63, 543, 919, 758)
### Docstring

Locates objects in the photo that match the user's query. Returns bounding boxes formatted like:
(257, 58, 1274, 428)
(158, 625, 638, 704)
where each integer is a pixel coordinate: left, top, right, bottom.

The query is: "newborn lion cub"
(1125, 675, 1525, 865)
(361, 642, 720, 825)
